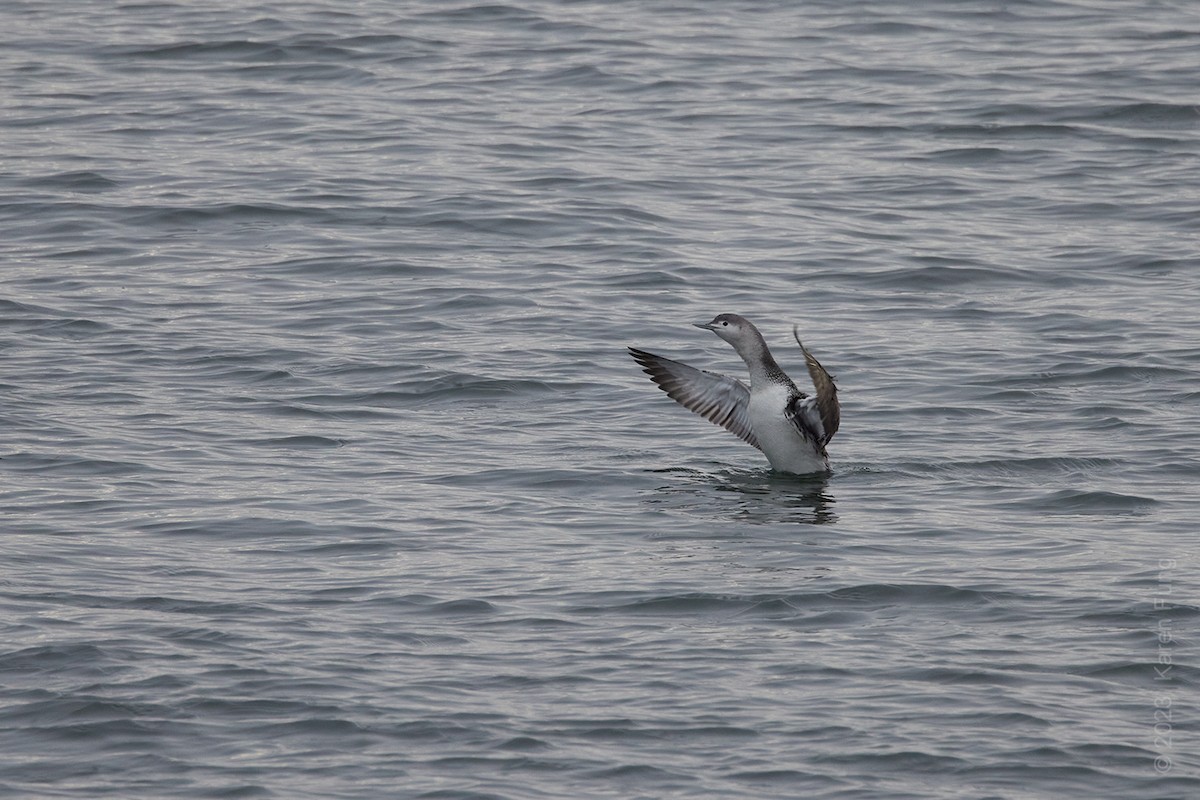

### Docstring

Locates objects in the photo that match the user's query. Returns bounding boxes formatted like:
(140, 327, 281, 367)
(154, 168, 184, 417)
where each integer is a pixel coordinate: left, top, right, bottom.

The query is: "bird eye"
(722, 321, 729, 326)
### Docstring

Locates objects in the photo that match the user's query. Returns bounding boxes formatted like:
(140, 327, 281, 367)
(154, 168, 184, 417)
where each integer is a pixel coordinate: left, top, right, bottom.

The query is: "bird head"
(693, 313, 758, 347)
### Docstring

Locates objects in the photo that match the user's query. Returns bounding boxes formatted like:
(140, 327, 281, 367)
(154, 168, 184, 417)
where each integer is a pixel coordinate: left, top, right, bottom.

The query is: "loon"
(628, 314, 840, 475)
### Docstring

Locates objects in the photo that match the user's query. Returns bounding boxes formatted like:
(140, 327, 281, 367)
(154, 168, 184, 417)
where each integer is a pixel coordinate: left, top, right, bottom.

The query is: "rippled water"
(2, 1, 1198, 797)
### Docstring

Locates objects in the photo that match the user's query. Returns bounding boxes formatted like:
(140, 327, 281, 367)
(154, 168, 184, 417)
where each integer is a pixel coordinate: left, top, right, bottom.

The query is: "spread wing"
(791, 327, 839, 446)
(628, 347, 761, 451)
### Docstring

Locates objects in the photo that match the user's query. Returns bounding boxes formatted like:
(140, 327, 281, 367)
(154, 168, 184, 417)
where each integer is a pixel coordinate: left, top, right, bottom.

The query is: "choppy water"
(2, 1, 1199, 798)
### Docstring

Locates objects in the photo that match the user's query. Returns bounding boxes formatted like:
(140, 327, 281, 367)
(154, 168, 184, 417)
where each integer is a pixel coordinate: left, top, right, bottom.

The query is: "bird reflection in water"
(645, 467, 837, 526)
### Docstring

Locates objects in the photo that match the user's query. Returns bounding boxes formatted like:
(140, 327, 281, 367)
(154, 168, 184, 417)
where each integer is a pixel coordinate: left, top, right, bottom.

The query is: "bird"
(628, 314, 839, 475)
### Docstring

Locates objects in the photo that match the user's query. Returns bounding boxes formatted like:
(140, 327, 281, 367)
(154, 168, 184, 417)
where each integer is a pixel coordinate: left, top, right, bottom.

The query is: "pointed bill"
(628, 347, 762, 451)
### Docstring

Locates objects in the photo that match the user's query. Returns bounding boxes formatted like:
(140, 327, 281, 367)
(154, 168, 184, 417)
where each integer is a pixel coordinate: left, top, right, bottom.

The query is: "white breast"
(748, 384, 829, 474)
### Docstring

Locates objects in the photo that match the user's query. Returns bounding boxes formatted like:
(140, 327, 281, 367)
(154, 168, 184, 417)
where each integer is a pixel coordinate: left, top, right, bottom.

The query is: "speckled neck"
(732, 323, 795, 392)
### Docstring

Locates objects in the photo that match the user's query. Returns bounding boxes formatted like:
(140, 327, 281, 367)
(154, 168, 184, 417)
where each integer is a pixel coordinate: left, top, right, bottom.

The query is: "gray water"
(2, 1, 1198, 798)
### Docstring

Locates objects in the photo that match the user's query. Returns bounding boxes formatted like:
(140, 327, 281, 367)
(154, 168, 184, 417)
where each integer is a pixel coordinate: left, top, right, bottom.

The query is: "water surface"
(2, 1, 1198, 797)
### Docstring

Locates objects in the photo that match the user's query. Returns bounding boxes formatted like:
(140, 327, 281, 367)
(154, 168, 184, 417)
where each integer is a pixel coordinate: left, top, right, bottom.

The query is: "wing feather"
(792, 327, 840, 445)
(628, 347, 761, 451)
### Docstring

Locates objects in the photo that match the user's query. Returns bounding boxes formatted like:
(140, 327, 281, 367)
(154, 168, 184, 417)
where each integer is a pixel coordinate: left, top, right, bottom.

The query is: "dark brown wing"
(792, 327, 839, 445)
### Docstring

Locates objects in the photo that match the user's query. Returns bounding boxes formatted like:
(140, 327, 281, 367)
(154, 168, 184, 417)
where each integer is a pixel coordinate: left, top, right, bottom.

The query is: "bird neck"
(733, 330, 787, 390)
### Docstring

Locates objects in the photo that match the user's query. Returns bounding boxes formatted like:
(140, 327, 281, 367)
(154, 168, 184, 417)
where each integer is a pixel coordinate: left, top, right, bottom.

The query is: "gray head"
(693, 313, 763, 349)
